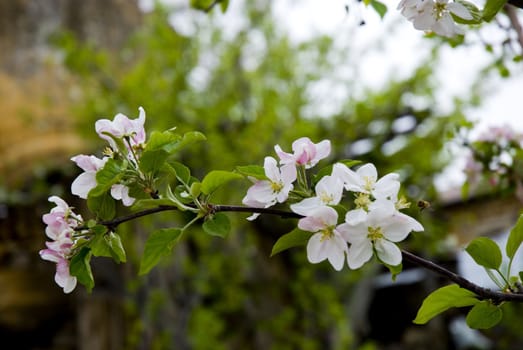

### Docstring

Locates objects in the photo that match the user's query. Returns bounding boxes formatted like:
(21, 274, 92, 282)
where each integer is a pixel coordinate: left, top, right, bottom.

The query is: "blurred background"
(1, 0, 523, 349)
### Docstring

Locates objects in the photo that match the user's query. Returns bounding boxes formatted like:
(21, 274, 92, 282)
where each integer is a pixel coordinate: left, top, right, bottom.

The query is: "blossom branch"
(401, 249, 523, 303)
(83, 202, 523, 303)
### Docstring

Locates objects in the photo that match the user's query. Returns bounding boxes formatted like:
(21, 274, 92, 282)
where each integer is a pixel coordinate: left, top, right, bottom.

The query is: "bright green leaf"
(89, 158, 125, 197)
(465, 237, 502, 270)
(168, 160, 191, 185)
(131, 198, 180, 211)
(105, 232, 127, 263)
(370, 0, 387, 19)
(466, 300, 503, 329)
(139, 149, 169, 173)
(453, 0, 483, 24)
(69, 247, 94, 292)
(413, 284, 479, 324)
(236, 165, 267, 180)
(506, 214, 523, 259)
(165, 131, 206, 153)
(202, 212, 230, 237)
(482, 0, 508, 22)
(139, 228, 182, 275)
(87, 191, 116, 220)
(201, 170, 243, 195)
(271, 228, 313, 257)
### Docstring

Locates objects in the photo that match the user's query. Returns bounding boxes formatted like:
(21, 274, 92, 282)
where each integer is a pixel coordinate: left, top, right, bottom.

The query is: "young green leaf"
(131, 198, 180, 211)
(236, 165, 267, 180)
(201, 170, 243, 195)
(465, 237, 502, 270)
(506, 214, 523, 259)
(89, 158, 125, 197)
(165, 131, 206, 153)
(202, 212, 230, 237)
(105, 232, 127, 263)
(271, 228, 313, 257)
(139, 228, 182, 275)
(139, 149, 169, 173)
(69, 247, 94, 292)
(168, 160, 191, 185)
(87, 191, 116, 220)
(413, 284, 479, 324)
(370, 0, 387, 19)
(453, 0, 483, 24)
(466, 300, 503, 329)
(482, 0, 508, 22)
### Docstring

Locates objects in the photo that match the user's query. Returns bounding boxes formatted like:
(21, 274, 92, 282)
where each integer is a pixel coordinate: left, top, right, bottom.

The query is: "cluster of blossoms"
(242, 138, 424, 271)
(463, 124, 523, 193)
(39, 196, 84, 293)
(40, 108, 149, 292)
(71, 107, 148, 206)
(398, 0, 473, 37)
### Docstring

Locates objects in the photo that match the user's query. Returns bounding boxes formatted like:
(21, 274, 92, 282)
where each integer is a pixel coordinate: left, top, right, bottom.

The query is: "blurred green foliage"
(53, 1, 477, 349)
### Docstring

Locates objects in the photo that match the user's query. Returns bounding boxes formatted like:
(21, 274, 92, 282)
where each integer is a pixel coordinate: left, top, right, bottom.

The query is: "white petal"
(290, 197, 323, 216)
(71, 172, 97, 199)
(344, 208, 368, 225)
(448, 2, 473, 20)
(375, 239, 402, 266)
(347, 239, 373, 269)
(307, 233, 328, 263)
(327, 236, 348, 271)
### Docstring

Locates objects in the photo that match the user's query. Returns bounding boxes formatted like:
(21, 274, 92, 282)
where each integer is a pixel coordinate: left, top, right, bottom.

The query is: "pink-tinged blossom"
(71, 155, 108, 199)
(40, 196, 80, 293)
(291, 175, 343, 216)
(242, 156, 297, 220)
(95, 107, 146, 151)
(333, 163, 400, 200)
(338, 204, 424, 269)
(398, 0, 472, 37)
(298, 206, 348, 271)
(275, 137, 331, 169)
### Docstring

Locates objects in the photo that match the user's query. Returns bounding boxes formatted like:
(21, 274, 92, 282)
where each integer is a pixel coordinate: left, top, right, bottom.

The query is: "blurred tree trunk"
(0, 1, 141, 349)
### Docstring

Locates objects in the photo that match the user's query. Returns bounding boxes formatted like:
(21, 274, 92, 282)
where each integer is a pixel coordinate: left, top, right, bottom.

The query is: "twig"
(505, 4, 523, 52)
(83, 202, 523, 303)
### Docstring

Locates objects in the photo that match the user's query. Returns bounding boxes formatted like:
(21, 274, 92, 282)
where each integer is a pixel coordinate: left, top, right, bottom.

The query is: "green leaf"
(131, 198, 180, 211)
(87, 191, 116, 220)
(482, 0, 508, 22)
(453, 0, 483, 24)
(413, 284, 479, 324)
(89, 158, 125, 197)
(465, 237, 502, 270)
(506, 215, 523, 259)
(166, 131, 206, 153)
(105, 232, 126, 263)
(201, 170, 243, 195)
(144, 130, 181, 152)
(69, 247, 94, 292)
(236, 165, 267, 180)
(271, 228, 313, 257)
(139, 149, 169, 173)
(466, 300, 503, 329)
(168, 160, 191, 185)
(202, 212, 230, 237)
(139, 228, 182, 275)
(370, 0, 387, 19)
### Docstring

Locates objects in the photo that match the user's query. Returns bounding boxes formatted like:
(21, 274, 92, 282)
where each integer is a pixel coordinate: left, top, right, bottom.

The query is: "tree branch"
(84, 202, 523, 303)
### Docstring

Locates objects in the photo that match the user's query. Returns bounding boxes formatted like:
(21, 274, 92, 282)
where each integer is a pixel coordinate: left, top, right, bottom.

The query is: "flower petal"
(347, 239, 373, 269)
(375, 239, 402, 266)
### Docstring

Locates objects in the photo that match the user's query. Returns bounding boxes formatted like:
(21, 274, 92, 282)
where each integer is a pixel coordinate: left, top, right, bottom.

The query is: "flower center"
(432, 1, 448, 20)
(354, 193, 371, 210)
(395, 196, 411, 210)
(271, 180, 284, 193)
(319, 191, 334, 204)
(367, 226, 384, 243)
(320, 226, 335, 241)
